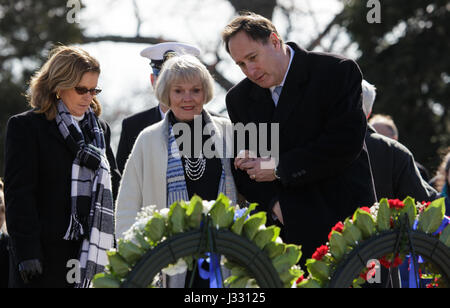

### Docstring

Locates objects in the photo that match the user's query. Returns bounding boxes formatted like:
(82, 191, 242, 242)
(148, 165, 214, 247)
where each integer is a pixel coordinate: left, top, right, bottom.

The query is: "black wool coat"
(365, 125, 437, 202)
(4, 110, 120, 287)
(226, 43, 376, 262)
(116, 106, 162, 174)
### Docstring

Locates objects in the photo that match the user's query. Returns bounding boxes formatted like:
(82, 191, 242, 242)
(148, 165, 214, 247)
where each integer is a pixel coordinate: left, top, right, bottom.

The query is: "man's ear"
(269, 32, 281, 49)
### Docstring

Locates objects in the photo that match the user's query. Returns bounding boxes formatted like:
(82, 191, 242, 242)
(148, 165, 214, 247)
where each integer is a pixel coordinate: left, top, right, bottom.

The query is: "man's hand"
(235, 150, 278, 182)
(234, 150, 257, 170)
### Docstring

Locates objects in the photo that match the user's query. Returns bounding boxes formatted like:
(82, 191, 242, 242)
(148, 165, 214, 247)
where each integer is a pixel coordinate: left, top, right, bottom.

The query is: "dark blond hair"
(222, 12, 282, 54)
(28, 45, 102, 120)
(154, 54, 215, 107)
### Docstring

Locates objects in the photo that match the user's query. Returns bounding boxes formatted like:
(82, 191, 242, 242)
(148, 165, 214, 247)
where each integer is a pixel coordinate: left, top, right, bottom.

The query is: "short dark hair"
(222, 11, 282, 54)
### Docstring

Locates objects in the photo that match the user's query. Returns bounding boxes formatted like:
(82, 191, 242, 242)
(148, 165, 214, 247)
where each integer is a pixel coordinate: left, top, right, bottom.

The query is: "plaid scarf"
(55, 100, 114, 288)
(166, 110, 237, 207)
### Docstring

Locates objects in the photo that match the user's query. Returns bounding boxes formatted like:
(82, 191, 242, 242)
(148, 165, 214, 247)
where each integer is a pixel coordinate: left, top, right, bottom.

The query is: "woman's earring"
(56, 93, 60, 99)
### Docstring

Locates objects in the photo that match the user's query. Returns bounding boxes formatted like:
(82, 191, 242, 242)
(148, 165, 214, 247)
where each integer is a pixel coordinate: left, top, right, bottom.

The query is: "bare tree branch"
(80, 34, 165, 45)
(132, 0, 142, 37)
(305, 0, 321, 33)
(306, 9, 344, 50)
(228, 0, 277, 18)
(80, 34, 235, 91)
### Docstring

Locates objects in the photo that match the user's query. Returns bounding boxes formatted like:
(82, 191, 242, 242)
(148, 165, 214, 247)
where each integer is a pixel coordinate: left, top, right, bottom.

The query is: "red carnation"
(360, 207, 371, 213)
(328, 221, 344, 240)
(379, 256, 391, 269)
(379, 254, 403, 268)
(421, 201, 431, 208)
(393, 255, 403, 267)
(312, 245, 329, 261)
(388, 199, 405, 210)
(352, 207, 371, 221)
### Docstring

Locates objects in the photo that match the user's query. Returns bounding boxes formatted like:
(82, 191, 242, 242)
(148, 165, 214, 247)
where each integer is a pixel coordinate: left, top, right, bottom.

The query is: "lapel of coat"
(248, 84, 275, 124)
(271, 43, 310, 134)
(47, 116, 74, 153)
(149, 106, 162, 124)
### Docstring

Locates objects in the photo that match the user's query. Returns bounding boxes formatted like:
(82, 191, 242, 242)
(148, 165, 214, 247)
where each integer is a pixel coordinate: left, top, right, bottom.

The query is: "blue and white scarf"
(55, 100, 114, 288)
(166, 111, 236, 207)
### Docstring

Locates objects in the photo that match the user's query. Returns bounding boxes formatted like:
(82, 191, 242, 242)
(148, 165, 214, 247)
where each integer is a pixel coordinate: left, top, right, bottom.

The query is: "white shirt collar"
(158, 105, 166, 119)
(72, 114, 85, 122)
(270, 45, 295, 94)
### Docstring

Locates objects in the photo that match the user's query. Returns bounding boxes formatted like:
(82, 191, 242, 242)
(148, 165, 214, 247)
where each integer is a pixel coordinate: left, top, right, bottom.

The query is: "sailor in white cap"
(116, 42, 201, 173)
(140, 42, 201, 82)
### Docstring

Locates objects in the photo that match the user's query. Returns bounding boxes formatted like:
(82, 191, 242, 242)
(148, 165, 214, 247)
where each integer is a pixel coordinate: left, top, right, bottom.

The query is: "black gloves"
(18, 259, 43, 284)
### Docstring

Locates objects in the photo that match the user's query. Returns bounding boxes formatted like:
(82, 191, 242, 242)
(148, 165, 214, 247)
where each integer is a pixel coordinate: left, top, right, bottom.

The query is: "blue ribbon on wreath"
(198, 253, 222, 288)
(197, 207, 250, 288)
(401, 216, 450, 288)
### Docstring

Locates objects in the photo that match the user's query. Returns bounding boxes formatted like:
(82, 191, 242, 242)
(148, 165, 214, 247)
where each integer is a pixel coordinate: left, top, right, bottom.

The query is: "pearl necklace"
(184, 153, 206, 181)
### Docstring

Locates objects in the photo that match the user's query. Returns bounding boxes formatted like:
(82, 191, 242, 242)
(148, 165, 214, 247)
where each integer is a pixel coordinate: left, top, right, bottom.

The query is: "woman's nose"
(183, 91, 193, 101)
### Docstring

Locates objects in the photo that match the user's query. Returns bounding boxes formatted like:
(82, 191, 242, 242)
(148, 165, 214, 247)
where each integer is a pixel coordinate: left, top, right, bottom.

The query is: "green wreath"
(297, 197, 450, 288)
(92, 194, 303, 288)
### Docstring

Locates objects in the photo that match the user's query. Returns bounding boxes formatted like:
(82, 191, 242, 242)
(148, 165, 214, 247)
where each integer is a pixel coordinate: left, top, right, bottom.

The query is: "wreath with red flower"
(296, 197, 450, 288)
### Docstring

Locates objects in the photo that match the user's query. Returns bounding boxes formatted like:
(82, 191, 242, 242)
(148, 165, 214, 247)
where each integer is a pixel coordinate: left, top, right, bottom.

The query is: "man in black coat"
(222, 13, 376, 261)
(361, 81, 437, 202)
(116, 42, 201, 173)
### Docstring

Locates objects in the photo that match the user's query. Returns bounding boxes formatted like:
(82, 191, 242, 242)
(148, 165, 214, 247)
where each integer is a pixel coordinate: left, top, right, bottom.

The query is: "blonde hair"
(27, 45, 102, 120)
(154, 54, 214, 108)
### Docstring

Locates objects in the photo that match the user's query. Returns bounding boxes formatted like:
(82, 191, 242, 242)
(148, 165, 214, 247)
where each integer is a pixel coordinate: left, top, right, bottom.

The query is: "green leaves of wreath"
(92, 194, 303, 288)
(298, 197, 450, 288)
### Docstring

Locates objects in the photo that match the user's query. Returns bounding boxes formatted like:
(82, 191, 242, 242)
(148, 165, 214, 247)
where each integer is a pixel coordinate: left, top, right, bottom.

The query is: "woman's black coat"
(4, 110, 120, 287)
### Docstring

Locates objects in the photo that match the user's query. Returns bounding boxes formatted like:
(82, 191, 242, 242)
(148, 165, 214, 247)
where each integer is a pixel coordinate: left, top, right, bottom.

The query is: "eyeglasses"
(74, 87, 102, 95)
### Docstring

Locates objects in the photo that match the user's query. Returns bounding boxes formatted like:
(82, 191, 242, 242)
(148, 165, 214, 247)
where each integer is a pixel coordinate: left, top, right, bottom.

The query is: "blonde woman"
(116, 54, 237, 287)
(4, 45, 120, 288)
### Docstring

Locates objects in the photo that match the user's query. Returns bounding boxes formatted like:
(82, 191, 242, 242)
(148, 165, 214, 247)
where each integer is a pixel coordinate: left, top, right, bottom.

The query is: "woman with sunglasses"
(4, 45, 120, 288)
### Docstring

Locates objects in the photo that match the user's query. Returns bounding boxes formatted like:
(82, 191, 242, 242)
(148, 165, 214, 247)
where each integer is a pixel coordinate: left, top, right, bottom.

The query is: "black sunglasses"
(74, 87, 102, 95)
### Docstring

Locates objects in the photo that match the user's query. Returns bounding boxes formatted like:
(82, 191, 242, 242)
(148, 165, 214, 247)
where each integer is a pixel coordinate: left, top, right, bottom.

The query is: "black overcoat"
(116, 106, 162, 173)
(365, 125, 437, 202)
(4, 110, 120, 287)
(226, 43, 376, 261)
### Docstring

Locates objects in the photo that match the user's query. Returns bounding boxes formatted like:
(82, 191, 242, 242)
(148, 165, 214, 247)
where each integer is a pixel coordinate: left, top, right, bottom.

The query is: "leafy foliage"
(299, 197, 449, 288)
(0, 0, 83, 175)
(341, 0, 450, 171)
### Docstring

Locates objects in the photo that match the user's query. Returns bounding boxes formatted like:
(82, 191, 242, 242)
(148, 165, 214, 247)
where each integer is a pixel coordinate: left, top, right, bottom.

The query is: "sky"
(73, 0, 345, 150)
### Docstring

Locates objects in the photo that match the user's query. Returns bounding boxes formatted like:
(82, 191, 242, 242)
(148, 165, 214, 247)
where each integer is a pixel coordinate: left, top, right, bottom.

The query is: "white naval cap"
(140, 42, 201, 64)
